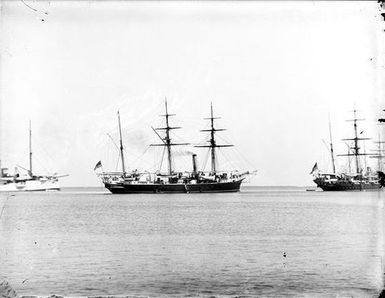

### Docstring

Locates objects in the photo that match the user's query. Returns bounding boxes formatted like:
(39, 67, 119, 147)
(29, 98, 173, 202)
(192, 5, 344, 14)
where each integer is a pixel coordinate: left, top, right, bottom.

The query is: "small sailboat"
(0, 121, 67, 192)
(97, 100, 252, 194)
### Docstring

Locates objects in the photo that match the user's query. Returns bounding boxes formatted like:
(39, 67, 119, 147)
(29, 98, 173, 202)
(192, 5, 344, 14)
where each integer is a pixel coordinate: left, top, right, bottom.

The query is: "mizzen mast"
(117, 111, 126, 175)
(195, 103, 233, 174)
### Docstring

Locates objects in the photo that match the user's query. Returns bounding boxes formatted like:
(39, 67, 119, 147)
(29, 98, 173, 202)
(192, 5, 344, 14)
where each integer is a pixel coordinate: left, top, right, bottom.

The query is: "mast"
(117, 111, 126, 174)
(0, 109, 1, 176)
(328, 114, 336, 174)
(378, 137, 382, 171)
(363, 142, 367, 172)
(353, 110, 359, 173)
(369, 134, 385, 172)
(375, 136, 383, 172)
(151, 98, 189, 175)
(29, 120, 32, 176)
(164, 100, 172, 174)
(209, 104, 216, 172)
(378, 134, 383, 172)
(195, 103, 233, 174)
(339, 109, 371, 174)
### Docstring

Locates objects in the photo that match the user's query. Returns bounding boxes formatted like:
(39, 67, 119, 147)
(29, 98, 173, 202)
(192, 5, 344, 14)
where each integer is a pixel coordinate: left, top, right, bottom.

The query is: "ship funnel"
(192, 154, 197, 174)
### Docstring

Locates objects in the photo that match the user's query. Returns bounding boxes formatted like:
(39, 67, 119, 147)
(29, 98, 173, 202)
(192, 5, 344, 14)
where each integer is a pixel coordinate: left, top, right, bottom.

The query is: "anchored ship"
(0, 121, 67, 192)
(311, 110, 381, 191)
(97, 100, 251, 194)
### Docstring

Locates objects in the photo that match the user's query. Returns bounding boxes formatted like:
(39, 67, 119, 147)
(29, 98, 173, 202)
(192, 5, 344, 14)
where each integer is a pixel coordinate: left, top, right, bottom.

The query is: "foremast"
(195, 103, 233, 174)
(151, 99, 188, 175)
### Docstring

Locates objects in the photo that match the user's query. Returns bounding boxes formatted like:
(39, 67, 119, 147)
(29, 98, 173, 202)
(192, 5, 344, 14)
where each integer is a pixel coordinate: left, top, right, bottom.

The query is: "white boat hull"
(0, 178, 60, 192)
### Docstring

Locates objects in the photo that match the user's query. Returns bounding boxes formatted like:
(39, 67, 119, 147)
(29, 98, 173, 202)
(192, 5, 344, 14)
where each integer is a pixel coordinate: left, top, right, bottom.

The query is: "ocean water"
(0, 186, 384, 297)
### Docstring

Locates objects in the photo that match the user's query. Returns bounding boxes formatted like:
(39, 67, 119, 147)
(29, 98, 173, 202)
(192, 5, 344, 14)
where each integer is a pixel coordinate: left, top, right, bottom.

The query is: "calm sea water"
(0, 186, 384, 297)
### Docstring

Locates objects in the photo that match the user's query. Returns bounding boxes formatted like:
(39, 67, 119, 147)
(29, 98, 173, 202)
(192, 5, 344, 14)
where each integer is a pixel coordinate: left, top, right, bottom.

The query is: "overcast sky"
(1, 1, 384, 187)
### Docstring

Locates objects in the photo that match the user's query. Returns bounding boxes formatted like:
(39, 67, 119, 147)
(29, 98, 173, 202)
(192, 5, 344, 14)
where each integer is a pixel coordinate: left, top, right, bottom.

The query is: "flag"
(310, 162, 318, 174)
(94, 160, 102, 171)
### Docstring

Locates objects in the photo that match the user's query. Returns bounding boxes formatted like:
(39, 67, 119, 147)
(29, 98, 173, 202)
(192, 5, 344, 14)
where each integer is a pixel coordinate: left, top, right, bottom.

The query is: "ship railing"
(98, 170, 248, 177)
(98, 170, 250, 184)
(316, 173, 341, 180)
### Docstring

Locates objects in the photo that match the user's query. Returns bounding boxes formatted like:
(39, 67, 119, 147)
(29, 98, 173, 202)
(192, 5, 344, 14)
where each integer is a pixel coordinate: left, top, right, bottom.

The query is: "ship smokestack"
(192, 154, 197, 174)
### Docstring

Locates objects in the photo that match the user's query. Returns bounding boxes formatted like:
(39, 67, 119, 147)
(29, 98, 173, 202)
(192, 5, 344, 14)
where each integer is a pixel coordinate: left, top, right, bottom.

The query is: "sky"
(0, 0, 384, 187)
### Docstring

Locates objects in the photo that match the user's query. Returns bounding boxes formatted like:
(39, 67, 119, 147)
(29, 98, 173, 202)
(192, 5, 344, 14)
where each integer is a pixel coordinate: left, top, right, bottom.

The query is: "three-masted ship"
(312, 110, 381, 191)
(98, 101, 250, 194)
(0, 121, 66, 192)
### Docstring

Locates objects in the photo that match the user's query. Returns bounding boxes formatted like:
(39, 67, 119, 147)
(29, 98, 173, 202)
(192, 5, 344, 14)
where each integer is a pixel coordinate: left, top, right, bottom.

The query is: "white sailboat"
(0, 121, 67, 192)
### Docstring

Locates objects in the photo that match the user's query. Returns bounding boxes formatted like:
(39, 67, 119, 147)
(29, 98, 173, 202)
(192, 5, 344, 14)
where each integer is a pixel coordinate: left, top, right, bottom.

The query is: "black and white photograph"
(0, 0, 385, 297)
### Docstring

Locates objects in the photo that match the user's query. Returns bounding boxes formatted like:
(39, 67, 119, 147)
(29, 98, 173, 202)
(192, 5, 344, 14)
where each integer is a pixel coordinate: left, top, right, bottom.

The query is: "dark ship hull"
(314, 178, 381, 191)
(105, 179, 243, 194)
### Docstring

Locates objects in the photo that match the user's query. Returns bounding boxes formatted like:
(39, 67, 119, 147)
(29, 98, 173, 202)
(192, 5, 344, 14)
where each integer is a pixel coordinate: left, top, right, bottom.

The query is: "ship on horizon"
(96, 100, 253, 194)
(311, 110, 381, 191)
(0, 121, 67, 192)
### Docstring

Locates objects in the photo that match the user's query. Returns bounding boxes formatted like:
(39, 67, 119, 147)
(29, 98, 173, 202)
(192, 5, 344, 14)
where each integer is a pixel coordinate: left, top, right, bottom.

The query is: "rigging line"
(194, 133, 211, 146)
(115, 153, 121, 172)
(219, 131, 255, 165)
(218, 147, 237, 170)
(107, 131, 152, 161)
(170, 131, 189, 144)
(107, 133, 120, 151)
(107, 129, 153, 165)
(321, 139, 330, 153)
(123, 146, 152, 162)
(30, 136, 56, 169)
(202, 149, 209, 172)
(235, 147, 255, 169)
(216, 134, 254, 169)
(150, 158, 157, 173)
(159, 144, 166, 172)
(33, 154, 52, 174)
(129, 145, 153, 168)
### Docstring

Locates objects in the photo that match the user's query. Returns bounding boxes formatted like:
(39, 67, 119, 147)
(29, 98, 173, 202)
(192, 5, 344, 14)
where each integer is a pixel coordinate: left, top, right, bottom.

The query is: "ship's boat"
(97, 100, 253, 194)
(311, 110, 381, 191)
(0, 121, 67, 192)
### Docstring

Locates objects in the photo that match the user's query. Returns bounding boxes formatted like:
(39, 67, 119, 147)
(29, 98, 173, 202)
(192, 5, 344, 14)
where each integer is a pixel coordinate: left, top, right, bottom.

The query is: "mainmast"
(195, 103, 233, 174)
(339, 109, 371, 174)
(328, 115, 336, 174)
(151, 98, 188, 175)
(353, 110, 360, 173)
(117, 111, 126, 174)
(164, 100, 172, 174)
(29, 120, 32, 176)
